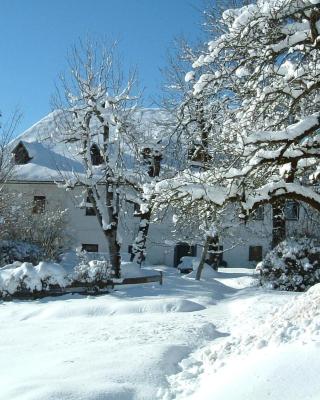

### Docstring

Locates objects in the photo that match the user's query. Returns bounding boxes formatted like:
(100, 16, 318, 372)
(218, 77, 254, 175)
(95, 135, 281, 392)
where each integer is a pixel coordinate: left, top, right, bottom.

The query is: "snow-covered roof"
(9, 108, 172, 183)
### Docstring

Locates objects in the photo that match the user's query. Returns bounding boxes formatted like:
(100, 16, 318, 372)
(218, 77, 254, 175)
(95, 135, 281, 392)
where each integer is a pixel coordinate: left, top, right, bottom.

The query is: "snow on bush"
(73, 260, 112, 283)
(256, 238, 320, 291)
(0, 240, 43, 267)
(0, 262, 70, 297)
(0, 248, 162, 298)
(0, 259, 113, 298)
(164, 282, 320, 399)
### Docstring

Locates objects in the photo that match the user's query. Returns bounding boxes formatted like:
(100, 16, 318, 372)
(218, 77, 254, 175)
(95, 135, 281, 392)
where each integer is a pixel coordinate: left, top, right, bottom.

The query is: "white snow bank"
(0, 267, 280, 400)
(177, 255, 223, 277)
(121, 262, 161, 278)
(109, 298, 205, 314)
(20, 298, 205, 320)
(184, 343, 320, 400)
(214, 274, 258, 289)
(164, 283, 320, 399)
(186, 264, 220, 280)
(0, 262, 69, 295)
(0, 261, 23, 270)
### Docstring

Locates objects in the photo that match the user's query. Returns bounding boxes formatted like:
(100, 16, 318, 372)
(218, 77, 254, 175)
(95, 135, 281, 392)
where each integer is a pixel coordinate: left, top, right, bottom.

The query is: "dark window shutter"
(249, 246, 263, 262)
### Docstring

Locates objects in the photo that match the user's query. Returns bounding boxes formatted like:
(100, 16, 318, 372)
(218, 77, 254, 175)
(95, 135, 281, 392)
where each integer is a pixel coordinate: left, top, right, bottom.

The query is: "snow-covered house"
(6, 110, 317, 268)
(6, 111, 176, 265)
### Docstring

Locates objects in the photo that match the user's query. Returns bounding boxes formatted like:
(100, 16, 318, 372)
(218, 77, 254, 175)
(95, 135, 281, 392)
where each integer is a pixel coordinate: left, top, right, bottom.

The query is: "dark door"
(174, 242, 196, 268)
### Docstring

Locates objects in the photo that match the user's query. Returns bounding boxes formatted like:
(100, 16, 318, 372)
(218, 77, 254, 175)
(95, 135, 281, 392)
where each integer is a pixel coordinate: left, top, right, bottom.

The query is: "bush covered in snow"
(74, 260, 112, 283)
(0, 192, 72, 264)
(0, 240, 43, 266)
(0, 257, 113, 298)
(0, 261, 70, 297)
(257, 239, 320, 291)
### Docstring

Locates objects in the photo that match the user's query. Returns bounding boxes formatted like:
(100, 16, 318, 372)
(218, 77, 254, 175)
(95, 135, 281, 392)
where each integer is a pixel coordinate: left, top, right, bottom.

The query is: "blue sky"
(0, 0, 203, 134)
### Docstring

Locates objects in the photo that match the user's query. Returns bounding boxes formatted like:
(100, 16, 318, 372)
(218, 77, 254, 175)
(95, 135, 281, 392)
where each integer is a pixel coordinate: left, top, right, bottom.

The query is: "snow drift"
(164, 282, 320, 399)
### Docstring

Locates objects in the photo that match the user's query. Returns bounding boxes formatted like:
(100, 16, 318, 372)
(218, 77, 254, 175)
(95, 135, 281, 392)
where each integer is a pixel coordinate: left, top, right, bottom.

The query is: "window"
(32, 196, 46, 214)
(82, 244, 99, 252)
(85, 195, 96, 216)
(174, 242, 197, 268)
(284, 201, 299, 220)
(249, 246, 263, 262)
(251, 205, 264, 221)
(90, 144, 103, 166)
(133, 203, 140, 215)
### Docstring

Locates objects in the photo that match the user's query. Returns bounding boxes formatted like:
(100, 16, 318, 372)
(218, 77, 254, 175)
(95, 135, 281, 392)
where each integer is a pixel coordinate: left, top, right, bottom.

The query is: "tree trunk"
(196, 235, 218, 280)
(131, 207, 152, 265)
(196, 238, 209, 281)
(105, 187, 121, 278)
(88, 186, 121, 278)
(131, 148, 161, 266)
(196, 99, 210, 166)
(206, 236, 220, 270)
(105, 226, 121, 279)
(272, 200, 286, 248)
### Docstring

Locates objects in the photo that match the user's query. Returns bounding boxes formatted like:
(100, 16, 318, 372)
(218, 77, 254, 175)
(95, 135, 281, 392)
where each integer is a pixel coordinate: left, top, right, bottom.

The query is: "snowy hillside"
(1, 266, 319, 400)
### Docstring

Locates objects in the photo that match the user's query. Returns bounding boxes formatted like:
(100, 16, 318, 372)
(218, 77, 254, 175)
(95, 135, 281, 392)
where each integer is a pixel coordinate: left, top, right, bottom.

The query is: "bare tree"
(130, 143, 163, 265)
(0, 109, 22, 185)
(150, 6, 241, 278)
(53, 39, 140, 278)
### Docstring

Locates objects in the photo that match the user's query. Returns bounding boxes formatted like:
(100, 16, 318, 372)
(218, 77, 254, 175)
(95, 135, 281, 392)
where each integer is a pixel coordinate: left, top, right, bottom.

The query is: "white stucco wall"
(5, 182, 317, 268)
(5, 182, 177, 265)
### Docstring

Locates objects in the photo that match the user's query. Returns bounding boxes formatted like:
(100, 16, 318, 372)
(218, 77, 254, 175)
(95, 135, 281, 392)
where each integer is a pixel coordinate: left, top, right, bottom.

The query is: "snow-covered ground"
(0, 265, 318, 400)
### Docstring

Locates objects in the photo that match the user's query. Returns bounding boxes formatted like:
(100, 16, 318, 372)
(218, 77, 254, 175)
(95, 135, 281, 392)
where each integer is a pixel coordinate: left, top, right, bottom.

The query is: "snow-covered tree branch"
(175, 0, 320, 246)
(53, 39, 141, 277)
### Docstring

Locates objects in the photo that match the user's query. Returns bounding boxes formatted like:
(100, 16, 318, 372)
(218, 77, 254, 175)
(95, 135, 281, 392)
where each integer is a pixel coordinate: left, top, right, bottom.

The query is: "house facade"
(6, 110, 319, 268)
